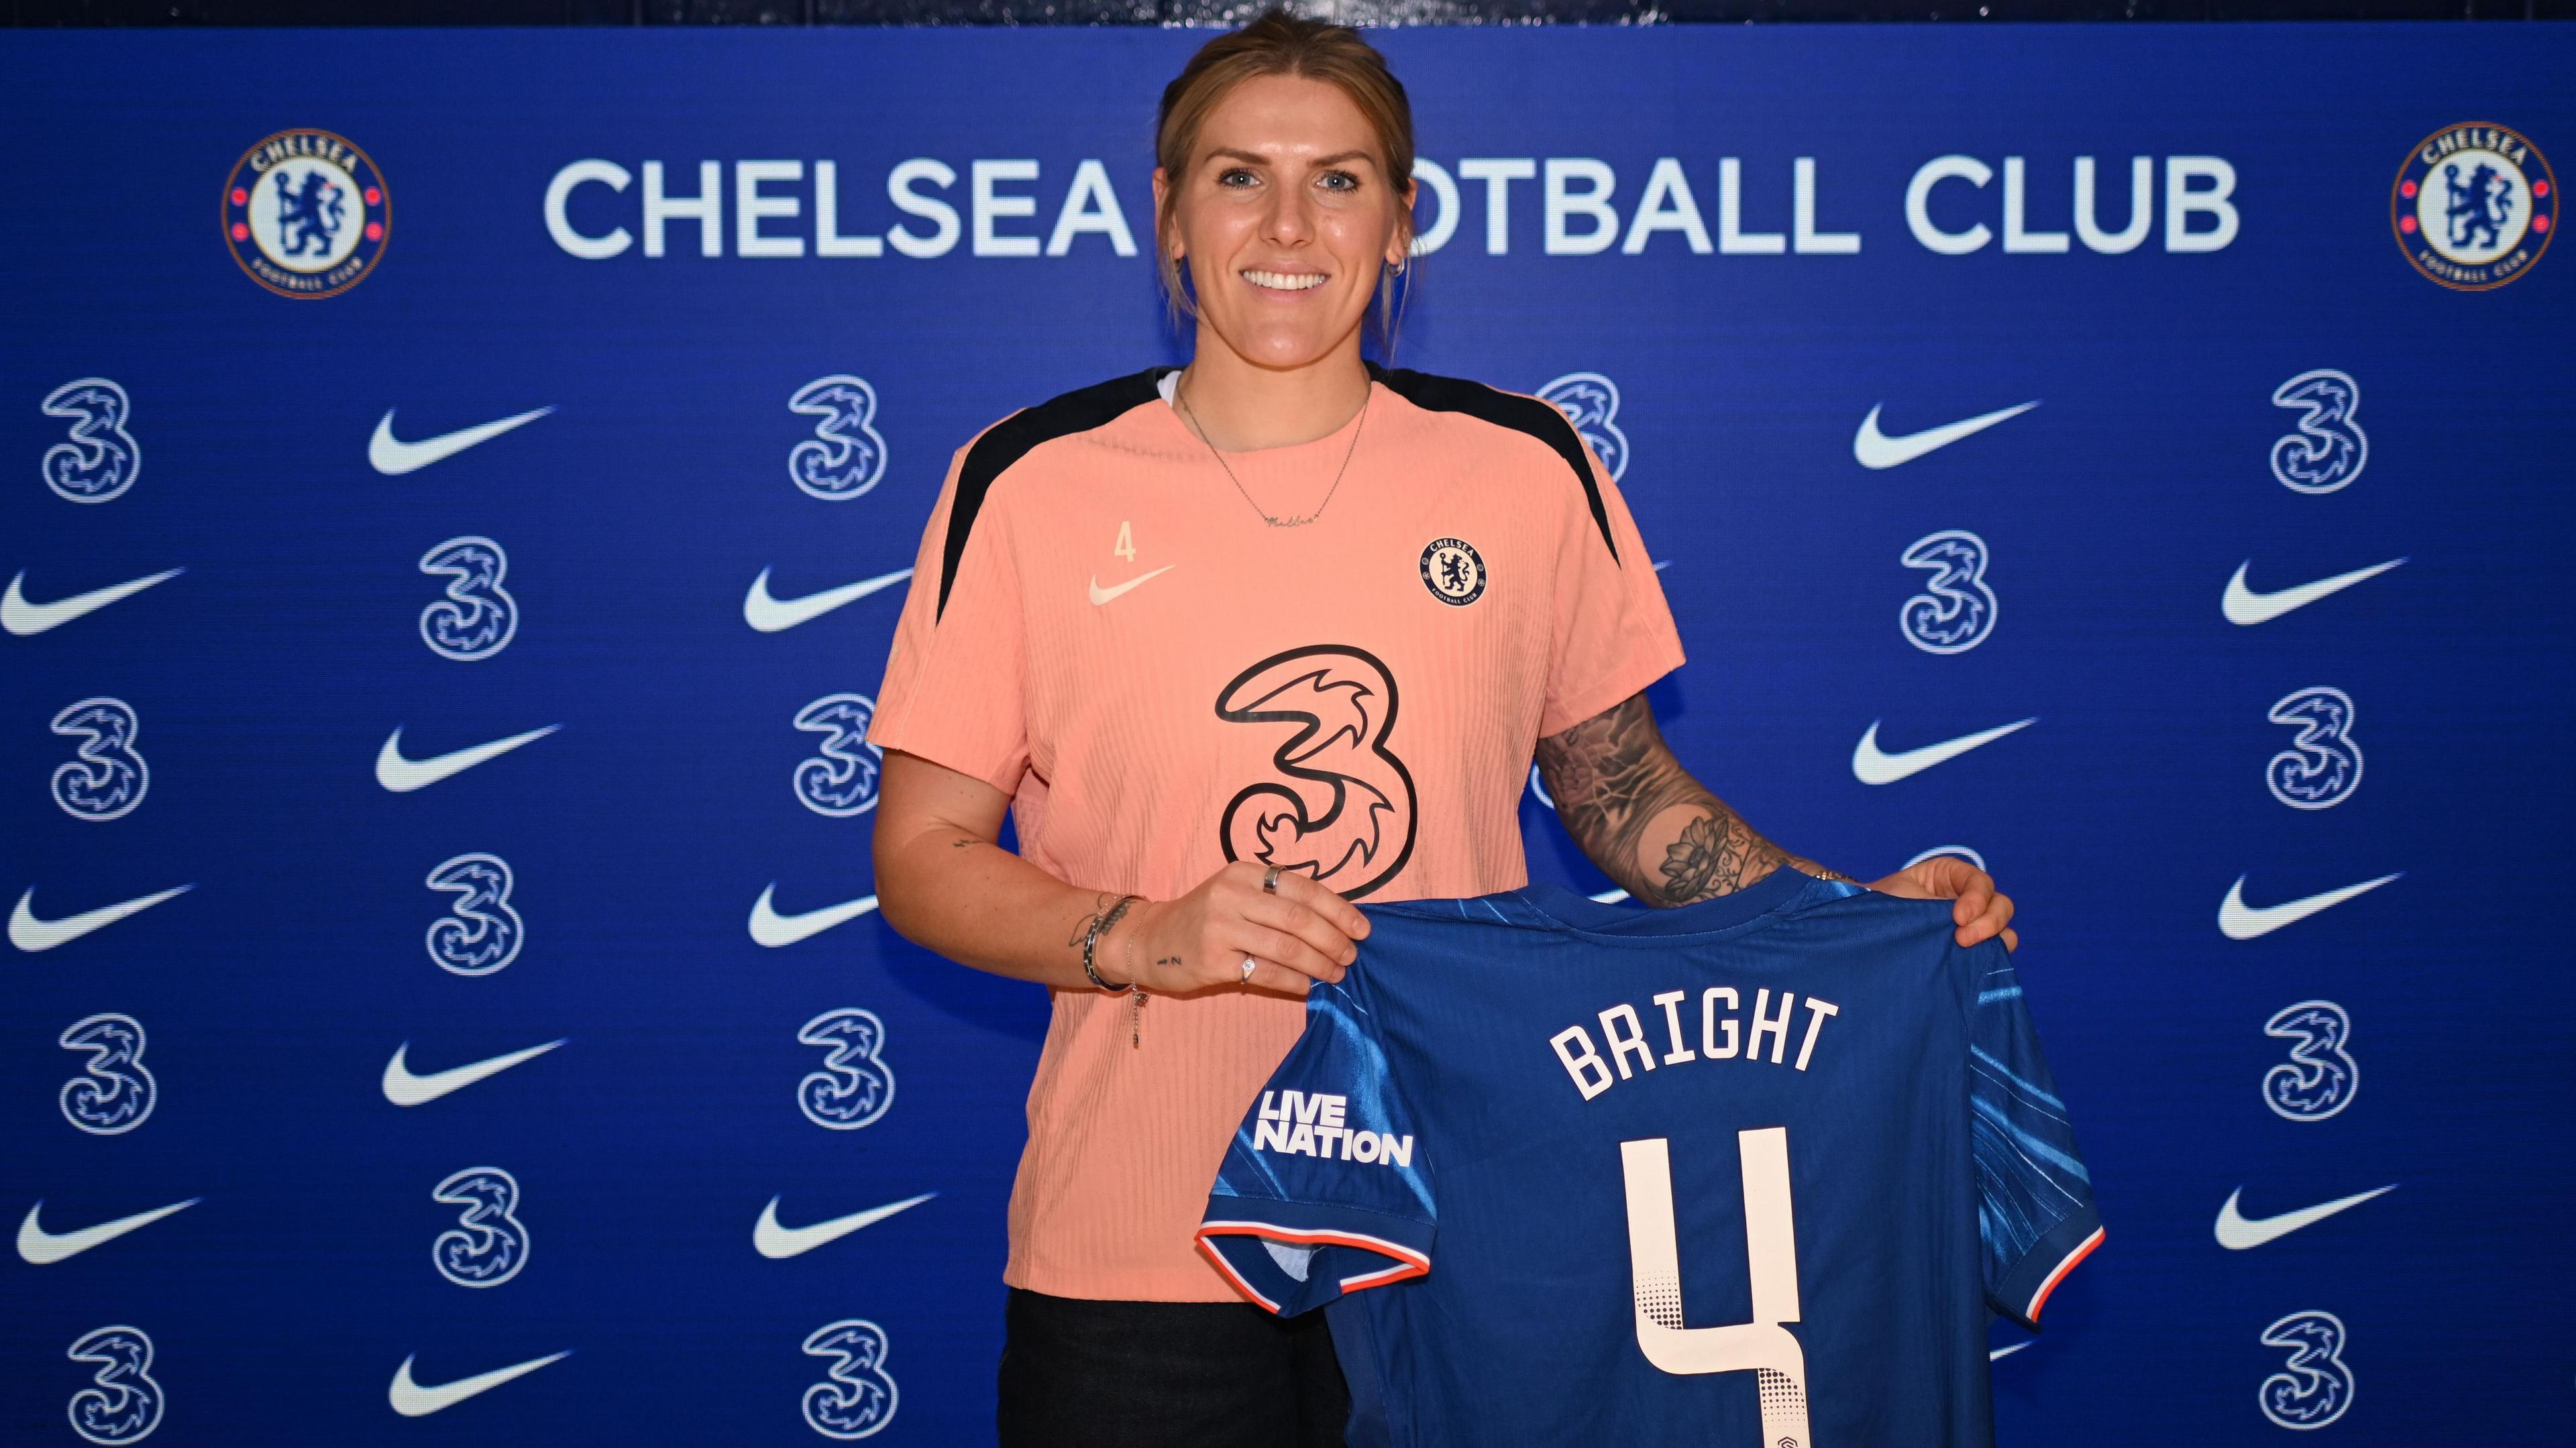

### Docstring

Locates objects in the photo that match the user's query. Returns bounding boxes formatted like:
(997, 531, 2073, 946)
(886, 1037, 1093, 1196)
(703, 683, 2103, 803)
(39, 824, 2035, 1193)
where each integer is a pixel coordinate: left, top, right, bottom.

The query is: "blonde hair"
(1153, 5, 1417, 356)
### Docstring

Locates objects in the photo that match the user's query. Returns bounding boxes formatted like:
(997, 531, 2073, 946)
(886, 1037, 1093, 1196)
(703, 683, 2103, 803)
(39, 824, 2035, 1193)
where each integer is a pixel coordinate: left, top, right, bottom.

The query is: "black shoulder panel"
(937, 367, 1169, 622)
(1364, 361, 1618, 565)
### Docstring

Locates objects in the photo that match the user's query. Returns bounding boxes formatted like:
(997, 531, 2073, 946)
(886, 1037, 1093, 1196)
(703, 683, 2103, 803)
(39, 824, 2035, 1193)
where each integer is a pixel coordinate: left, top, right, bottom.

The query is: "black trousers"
(997, 1287, 1350, 1448)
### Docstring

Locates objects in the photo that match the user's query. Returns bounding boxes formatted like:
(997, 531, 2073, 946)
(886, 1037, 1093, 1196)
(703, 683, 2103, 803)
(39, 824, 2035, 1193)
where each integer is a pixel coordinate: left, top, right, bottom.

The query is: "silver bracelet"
(1081, 894, 1142, 993)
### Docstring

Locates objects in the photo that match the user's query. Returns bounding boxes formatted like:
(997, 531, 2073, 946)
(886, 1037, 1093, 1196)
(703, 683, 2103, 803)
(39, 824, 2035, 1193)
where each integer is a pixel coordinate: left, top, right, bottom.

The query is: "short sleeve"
(1966, 944, 2104, 1329)
(863, 435, 1031, 797)
(1536, 439, 1688, 738)
(1197, 967, 1436, 1317)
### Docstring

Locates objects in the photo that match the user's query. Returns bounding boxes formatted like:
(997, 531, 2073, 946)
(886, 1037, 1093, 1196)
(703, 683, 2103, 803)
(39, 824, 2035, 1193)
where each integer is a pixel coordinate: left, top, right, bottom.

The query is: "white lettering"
(1319, 1094, 1347, 1129)
(643, 159, 722, 258)
(1409, 158, 1459, 256)
(1793, 997, 1841, 1072)
(887, 158, 960, 258)
(814, 160, 883, 258)
(972, 158, 1042, 257)
(1621, 158, 1711, 255)
(1792, 157, 1860, 254)
(544, 159, 631, 260)
(1046, 159, 1137, 257)
(2165, 156, 2238, 253)
(1287, 1122, 1317, 1156)
(1599, 1003, 1658, 1080)
(1381, 1133, 1415, 1169)
(1552, 1024, 1615, 1101)
(1652, 990, 1699, 1065)
(1316, 1124, 1348, 1159)
(2074, 156, 2152, 254)
(1906, 154, 1992, 255)
(735, 160, 804, 259)
(1701, 987, 1740, 1060)
(2001, 156, 2069, 254)
(1254, 1117, 1289, 1152)
(1545, 158, 1619, 256)
(1719, 158, 1785, 256)
(1458, 157, 1536, 254)
(1747, 989, 1796, 1066)
(1258, 1091, 1287, 1122)
(1351, 1129, 1383, 1163)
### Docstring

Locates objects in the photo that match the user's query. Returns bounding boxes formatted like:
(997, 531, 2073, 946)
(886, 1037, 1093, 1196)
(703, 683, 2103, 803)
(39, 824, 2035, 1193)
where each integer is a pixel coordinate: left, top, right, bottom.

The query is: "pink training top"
(866, 361, 1686, 1301)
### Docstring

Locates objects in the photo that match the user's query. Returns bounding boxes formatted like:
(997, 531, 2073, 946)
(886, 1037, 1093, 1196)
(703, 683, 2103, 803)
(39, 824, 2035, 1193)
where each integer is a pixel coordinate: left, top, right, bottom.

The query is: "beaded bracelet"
(1081, 894, 1143, 993)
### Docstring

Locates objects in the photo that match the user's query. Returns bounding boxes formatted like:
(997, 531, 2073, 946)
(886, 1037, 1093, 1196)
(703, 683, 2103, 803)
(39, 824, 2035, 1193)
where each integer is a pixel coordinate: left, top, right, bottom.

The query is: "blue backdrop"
(5, 22, 2569, 1445)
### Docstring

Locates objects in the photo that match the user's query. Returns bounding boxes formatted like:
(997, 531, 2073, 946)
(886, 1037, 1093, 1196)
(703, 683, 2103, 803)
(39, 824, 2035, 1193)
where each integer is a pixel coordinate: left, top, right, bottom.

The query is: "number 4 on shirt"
(1623, 1127, 1813, 1448)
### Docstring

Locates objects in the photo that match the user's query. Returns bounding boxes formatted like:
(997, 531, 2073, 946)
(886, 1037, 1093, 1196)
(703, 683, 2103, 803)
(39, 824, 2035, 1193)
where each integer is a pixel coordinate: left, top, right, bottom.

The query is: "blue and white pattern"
(42, 380, 140, 504)
(796, 1008, 897, 1131)
(800, 1319, 900, 1439)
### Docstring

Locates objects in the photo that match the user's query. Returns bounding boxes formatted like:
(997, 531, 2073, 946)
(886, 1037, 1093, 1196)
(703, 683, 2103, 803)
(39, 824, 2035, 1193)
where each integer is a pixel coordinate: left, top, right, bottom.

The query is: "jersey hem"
(1997, 1211, 2104, 1329)
(1195, 1196, 1435, 1317)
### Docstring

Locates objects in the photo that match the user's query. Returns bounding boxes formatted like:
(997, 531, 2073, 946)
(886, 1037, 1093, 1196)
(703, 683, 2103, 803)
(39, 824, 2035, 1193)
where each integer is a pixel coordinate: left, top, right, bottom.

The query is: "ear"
(1150, 167, 1181, 259)
(1386, 176, 1420, 267)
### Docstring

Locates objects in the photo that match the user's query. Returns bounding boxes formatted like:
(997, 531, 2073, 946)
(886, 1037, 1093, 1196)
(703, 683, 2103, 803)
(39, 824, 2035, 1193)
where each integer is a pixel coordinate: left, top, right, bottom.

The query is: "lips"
(1242, 268, 1327, 291)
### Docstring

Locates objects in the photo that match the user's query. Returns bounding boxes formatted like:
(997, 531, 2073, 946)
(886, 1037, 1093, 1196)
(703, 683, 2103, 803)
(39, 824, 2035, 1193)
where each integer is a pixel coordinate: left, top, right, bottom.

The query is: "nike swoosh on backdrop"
(368, 406, 554, 476)
(383, 1039, 568, 1107)
(376, 724, 560, 793)
(2217, 872, 2403, 940)
(2222, 557, 2408, 626)
(1852, 400, 2040, 469)
(748, 884, 879, 948)
(3, 567, 184, 636)
(18, 1198, 201, 1266)
(389, 1351, 571, 1417)
(2214, 1184, 2397, 1250)
(753, 1192, 936, 1260)
(1089, 564, 1176, 605)
(1851, 718, 2037, 785)
(11, 883, 194, 953)
(744, 566, 914, 632)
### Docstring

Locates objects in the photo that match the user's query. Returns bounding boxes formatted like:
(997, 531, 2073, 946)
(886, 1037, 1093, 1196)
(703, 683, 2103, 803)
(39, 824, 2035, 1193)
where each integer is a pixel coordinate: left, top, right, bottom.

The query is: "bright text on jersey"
(1553, 987, 1842, 1101)
(1252, 1091, 1416, 1168)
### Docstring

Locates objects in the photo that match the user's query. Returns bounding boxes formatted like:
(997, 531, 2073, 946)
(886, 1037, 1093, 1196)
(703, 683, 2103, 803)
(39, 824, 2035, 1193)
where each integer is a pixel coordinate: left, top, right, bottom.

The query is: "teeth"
(1244, 270, 1327, 291)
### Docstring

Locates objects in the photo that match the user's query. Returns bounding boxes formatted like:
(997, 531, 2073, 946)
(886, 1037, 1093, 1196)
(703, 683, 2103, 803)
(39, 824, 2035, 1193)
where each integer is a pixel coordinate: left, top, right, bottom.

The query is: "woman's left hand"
(1866, 854, 2017, 952)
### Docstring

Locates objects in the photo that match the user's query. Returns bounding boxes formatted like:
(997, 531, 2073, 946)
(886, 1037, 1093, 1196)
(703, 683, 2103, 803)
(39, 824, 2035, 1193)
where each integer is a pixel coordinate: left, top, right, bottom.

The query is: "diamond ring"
(1240, 956, 1258, 983)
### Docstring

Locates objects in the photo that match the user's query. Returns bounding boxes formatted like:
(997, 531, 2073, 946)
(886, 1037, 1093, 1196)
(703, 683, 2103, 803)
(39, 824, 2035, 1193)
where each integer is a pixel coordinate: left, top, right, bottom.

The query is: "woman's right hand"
(1112, 861, 1372, 997)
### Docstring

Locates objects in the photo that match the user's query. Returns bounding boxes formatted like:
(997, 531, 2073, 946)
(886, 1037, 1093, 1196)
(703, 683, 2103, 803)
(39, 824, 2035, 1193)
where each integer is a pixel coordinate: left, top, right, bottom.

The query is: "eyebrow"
(1204, 148, 1379, 171)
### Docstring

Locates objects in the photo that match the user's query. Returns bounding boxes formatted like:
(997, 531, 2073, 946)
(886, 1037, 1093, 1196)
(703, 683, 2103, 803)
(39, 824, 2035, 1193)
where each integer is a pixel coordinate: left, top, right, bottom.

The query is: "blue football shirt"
(1195, 867, 2101, 1447)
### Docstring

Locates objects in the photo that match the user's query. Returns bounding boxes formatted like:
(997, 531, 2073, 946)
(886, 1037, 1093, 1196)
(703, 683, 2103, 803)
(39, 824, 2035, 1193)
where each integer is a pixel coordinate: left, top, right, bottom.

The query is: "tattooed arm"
(1534, 691, 2019, 948)
(1536, 691, 1856, 905)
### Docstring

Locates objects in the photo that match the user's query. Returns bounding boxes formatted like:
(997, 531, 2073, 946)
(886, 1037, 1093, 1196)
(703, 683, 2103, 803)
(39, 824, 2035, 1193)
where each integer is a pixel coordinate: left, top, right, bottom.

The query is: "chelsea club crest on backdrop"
(2392, 122, 2555, 290)
(222, 128, 390, 298)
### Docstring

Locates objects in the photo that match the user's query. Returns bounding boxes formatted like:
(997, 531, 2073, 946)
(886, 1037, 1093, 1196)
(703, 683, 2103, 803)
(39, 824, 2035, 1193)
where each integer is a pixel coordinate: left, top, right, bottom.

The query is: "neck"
(1177, 331, 1372, 452)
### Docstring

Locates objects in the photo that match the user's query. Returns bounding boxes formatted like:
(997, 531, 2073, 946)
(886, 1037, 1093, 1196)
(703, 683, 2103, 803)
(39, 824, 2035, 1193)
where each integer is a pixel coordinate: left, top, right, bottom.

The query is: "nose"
(1260, 178, 1315, 248)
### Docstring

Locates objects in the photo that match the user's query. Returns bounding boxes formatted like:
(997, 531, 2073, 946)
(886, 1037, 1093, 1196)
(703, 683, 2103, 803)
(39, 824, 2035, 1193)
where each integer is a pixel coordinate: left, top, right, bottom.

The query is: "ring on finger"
(1261, 865, 1281, 893)
(1240, 956, 1258, 983)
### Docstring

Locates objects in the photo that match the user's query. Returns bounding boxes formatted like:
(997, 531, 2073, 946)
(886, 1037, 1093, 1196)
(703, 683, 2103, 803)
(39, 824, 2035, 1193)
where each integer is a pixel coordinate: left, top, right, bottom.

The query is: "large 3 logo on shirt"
(1214, 645, 1417, 900)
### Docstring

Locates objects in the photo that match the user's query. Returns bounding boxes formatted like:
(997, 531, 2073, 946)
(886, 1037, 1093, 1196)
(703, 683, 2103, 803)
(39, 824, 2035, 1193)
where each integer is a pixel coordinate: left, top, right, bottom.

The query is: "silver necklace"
(1173, 369, 1372, 528)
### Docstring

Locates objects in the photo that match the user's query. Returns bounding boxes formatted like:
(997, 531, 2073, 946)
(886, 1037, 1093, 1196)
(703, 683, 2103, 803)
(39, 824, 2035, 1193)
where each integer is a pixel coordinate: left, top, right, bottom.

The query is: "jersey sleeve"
(1196, 966, 1435, 1317)
(1966, 943, 2104, 1329)
(1536, 433, 1688, 739)
(862, 434, 1031, 797)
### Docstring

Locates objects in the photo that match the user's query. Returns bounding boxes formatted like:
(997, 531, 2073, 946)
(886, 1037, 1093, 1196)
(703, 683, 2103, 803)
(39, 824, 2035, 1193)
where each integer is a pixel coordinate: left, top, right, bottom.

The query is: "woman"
(866, 11, 2017, 1445)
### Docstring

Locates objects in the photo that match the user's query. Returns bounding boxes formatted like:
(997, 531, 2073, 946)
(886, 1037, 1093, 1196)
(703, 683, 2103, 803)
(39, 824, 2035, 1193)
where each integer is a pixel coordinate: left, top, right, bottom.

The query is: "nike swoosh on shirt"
(1989, 1343, 2032, 1362)
(1851, 718, 2037, 785)
(18, 1197, 201, 1265)
(2221, 557, 2407, 626)
(744, 566, 914, 632)
(2, 567, 184, 636)
(382, 1039, 567, 1107)
(368, 406, 554, 476)
(2217, 872, 2403, 940)
(753, 1192, 936, 1260)
(2214, 1184, 2397, 1250)
(389, 1351, 571, 1417)
(749, 884, 879, 948)
(1089, 565, 1175, 605)
(376, 724, 560, 792)
(11, 883, 194, 952)
(1853, 400, 2039, 469)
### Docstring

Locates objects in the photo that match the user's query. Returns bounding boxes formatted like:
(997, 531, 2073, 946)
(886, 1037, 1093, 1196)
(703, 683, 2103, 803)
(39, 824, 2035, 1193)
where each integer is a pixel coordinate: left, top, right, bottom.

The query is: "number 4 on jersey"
(1622, 1127, 1812, 1447)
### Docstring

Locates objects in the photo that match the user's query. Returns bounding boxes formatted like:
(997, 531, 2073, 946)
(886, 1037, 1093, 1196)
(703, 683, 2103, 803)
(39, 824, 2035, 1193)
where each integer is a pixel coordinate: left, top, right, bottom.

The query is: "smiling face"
(1155, 72, 1415, 374)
